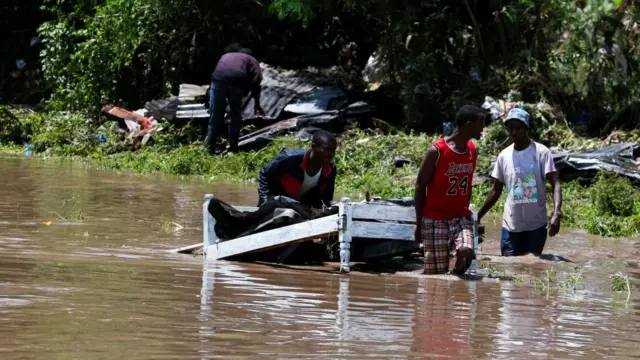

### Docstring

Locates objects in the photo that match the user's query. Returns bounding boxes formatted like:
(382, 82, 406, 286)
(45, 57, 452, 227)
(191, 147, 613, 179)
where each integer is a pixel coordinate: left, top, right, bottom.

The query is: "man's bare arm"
(546, 171, 562, 236)
(414, 145, 439, 241)
(478, 180, 504, 221)
(546, 171, 562, 216)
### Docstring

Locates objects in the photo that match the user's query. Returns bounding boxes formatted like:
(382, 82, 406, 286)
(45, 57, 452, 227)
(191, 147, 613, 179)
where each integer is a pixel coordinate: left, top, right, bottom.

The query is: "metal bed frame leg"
(469, 206, 479, 275)
(338, 203, 353, 273)
(203, 194, 216, 257)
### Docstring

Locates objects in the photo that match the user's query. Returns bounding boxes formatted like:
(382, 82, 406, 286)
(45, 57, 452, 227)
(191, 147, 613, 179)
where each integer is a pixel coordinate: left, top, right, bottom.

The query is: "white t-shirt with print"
(491, 142, 556, 232)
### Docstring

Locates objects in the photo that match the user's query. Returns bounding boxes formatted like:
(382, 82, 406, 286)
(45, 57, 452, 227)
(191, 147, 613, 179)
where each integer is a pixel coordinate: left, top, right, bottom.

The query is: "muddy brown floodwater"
(0, 156, 639, 359)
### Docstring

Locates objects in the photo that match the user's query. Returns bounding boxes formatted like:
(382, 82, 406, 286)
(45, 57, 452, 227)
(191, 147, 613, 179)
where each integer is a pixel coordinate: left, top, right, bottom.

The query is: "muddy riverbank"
(0, 156, 638, 359)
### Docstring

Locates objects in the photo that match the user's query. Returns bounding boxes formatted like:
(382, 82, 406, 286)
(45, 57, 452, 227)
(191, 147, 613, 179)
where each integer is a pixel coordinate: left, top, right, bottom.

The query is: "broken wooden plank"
(207, 214, 340, 260)
(351, 203, 415, 223)
(101, 104, 152, 128)
(351, 221, 415, 241)
(168, 242, 203, 254)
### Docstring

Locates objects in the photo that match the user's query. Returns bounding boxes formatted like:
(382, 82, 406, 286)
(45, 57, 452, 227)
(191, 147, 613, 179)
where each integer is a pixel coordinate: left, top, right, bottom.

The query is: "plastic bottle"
(25, 144, 32, 158)
(97, 126, 107, 144)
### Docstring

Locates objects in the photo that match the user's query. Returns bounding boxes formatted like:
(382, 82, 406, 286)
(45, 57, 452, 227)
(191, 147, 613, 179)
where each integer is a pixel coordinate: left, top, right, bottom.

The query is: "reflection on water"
(0, 156, 638, 359)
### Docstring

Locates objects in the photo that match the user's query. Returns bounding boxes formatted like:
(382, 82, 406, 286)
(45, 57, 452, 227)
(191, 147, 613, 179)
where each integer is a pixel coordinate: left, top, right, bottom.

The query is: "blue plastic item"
(25, 144, 32, 158)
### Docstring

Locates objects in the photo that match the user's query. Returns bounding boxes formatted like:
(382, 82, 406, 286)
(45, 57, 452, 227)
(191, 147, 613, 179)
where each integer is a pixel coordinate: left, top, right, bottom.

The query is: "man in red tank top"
(414, 105, 486, 275)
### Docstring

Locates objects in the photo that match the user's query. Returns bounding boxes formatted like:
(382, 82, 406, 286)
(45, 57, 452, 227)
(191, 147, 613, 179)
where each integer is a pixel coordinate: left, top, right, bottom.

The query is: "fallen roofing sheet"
(237, 101, 376, 151)
(176, 103, 209, 119)
(552, 142, 640, 181)
(144, 96, 209, 120)
(488, 142, 640, 182)
(144, 97, 179, 121)
(283, 86, 348, 115)
(241, 63, 335, 119)
(178, 84, 209, 102)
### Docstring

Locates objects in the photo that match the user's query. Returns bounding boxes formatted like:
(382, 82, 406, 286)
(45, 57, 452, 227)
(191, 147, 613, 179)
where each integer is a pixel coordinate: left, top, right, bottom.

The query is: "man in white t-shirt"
(477, 108, 563, 256)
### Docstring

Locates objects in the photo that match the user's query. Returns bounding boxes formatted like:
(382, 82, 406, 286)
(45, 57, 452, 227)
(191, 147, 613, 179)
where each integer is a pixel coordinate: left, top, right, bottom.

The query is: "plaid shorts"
(421, 216, 475, 274)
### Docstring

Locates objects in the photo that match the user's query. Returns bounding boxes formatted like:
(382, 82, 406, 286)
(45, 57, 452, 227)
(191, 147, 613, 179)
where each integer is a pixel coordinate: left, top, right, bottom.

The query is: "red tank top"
(423, 138, 477, 220)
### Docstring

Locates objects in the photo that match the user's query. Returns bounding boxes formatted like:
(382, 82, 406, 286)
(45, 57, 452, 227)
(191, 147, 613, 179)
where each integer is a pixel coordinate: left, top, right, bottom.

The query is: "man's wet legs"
(226, 85, 244, 153)
(204, 81, 228, 154)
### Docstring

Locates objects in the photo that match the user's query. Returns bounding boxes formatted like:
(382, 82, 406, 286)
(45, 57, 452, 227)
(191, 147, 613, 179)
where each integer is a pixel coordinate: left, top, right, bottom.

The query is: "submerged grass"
(158, 217, 184, 233)
(558, 271, 584, 293)
(611, 272, 633, 306)
(479, 264, 591, 299)
(49, 195, 88, 221)
(611, 272, 632, 292)
(480, 263, 634, 305)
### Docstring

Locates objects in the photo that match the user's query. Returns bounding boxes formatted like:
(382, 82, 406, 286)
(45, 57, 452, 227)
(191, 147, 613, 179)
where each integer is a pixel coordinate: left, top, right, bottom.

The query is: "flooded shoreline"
(0, 156, 638, 359)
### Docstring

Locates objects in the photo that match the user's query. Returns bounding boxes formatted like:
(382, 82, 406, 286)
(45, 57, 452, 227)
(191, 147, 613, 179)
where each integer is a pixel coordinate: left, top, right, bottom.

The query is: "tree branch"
(463, 0, 485, 55)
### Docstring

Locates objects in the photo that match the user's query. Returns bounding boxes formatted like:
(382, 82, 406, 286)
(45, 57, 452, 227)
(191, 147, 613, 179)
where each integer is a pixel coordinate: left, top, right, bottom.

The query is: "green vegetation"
(611, 272, 632, 292)
(3, 0, 640, 238)
(479, 264, 633, 302)
(479, 263, 525, 282)
(28, 0, 640, 134)
(559, 271, 585, 293)
(2, 105, 640, 237)
(49, 195, 88, 221)
(158, 217, 184, 234)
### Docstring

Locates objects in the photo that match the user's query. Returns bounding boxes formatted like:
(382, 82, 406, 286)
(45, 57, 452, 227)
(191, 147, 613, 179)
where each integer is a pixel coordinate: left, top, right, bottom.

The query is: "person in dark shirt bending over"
(258, 130, 337, 209)
(204, 48, 265, 153)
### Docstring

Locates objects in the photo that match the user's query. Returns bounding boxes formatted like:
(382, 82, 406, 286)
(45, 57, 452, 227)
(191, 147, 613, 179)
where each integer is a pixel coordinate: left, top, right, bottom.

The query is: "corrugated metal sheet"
(168, 63, 339, 121)
(175, 84, 209, 119)
(144, 97, 210, 120)
(176, 105, 209, 119)
(240, 64, 336, 119)
(178, 84, 208, 102)
(284, 86, 347, 114)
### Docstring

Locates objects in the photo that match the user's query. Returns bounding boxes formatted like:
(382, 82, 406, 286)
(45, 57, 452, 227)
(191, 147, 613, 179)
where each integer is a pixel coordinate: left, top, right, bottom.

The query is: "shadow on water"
(538, 253, 573, 262)
(479, 253, 574, 263)
(0, 156, 638, 359)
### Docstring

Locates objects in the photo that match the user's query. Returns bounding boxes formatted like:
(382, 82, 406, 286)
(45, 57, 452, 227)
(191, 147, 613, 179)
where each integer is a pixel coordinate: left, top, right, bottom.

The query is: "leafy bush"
(37, 0, 317, 112)
(32, 112, 96, 156)
(590, 173, 638, 217)
(39, 0, 171, 111)
(583, 213, 640, 237)
(0, 106, 45, 145)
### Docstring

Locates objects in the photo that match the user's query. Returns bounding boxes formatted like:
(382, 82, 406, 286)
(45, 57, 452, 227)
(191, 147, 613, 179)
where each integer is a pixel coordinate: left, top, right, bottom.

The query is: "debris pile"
(100, 105, 162, 148)
(102, 62, 380, 151)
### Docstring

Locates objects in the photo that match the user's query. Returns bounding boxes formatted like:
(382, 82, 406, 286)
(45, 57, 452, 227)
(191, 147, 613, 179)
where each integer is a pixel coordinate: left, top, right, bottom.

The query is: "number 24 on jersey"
(447, 175, 469, 195)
